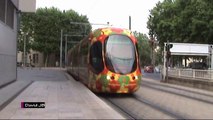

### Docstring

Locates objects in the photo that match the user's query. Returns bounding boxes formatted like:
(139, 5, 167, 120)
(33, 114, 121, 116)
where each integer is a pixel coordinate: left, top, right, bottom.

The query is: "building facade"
(17, 50, 44, 67)
(0, 0, 35, 87)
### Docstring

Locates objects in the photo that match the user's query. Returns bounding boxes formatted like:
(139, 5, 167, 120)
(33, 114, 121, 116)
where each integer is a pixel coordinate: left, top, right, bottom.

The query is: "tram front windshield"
(105, 35, 136, 74)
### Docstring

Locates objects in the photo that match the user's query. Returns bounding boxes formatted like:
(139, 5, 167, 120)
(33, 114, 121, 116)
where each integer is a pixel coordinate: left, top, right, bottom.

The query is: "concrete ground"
(0, 67, 125, 119)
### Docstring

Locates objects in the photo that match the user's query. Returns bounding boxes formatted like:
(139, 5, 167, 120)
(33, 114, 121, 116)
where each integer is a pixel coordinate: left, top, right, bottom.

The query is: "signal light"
(166, 43, 173, 51)
(166, 43, 173, 59)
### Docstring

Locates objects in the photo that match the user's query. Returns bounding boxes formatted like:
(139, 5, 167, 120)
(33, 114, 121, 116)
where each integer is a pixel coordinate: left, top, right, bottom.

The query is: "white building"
(17, 50, 44, 67)
(0, 0, 36, 87)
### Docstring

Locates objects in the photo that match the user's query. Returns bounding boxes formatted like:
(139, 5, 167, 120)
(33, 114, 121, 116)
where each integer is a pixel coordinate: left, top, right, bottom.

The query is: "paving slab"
(0, 80, 32, 111)
(0, 68, 125, 119)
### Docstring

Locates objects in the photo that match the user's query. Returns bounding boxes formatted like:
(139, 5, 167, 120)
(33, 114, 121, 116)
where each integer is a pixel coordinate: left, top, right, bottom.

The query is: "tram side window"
(135, 43, 141, 70)
(72, 46, 79, 67)
(79, 40, 89, 67)
(89, 41, 104, 74)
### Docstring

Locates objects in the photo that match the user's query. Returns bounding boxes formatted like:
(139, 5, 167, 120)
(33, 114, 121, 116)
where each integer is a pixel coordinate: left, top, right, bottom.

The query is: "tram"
(67, 27, 142, 93)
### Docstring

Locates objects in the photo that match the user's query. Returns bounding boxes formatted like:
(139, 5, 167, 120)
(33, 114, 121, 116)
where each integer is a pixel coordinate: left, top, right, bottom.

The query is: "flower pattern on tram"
(69, 27, 142, 93)
(87, 27, 142, 93)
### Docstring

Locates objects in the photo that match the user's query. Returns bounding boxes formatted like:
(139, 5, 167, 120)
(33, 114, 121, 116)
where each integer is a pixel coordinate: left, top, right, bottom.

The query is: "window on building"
(6, 0, 14, 29)
(0, 0, 6, 22)
(0, 0, 15, 29)
(33, 54, 39, 64)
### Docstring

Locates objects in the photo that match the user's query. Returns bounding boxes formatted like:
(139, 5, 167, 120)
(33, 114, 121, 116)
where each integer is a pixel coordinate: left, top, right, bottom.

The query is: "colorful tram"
(67, 27, 142, 93)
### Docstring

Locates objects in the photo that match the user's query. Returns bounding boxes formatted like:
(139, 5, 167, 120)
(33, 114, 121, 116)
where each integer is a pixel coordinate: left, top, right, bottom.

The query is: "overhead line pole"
(60, 29, 63, 68)
(163, 43, 166, 81)
(65, 35, 67, 67)
(70, 22, 111, 28)
(64, 34, 83, 67)
(129, 16, 131, 30)
(23, 34, 26, 67)
(61, 22, 111, 68)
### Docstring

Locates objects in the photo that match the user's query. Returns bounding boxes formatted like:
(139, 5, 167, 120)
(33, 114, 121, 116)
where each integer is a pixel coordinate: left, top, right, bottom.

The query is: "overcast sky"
(36, 0, 162, 35)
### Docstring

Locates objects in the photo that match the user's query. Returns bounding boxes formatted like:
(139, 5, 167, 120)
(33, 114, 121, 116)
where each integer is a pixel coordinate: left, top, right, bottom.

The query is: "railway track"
(98, 79, 213, 119)
(143, 79, 213, 98)
(98, 93, 182, 119)
(142, 80, 213, 105)
(133, 94, 185, 119)
(98, 94, 136, 119)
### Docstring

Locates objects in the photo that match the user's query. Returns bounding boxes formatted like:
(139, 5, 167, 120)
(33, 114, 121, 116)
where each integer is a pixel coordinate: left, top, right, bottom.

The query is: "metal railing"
(168, 68, 213, 81)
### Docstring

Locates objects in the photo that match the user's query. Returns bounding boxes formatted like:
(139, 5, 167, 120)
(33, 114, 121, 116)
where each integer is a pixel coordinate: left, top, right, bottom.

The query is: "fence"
(168, 68, 213, 81)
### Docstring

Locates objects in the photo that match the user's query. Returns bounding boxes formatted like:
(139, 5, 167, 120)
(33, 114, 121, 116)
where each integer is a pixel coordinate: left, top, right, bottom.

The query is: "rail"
(167, 68, 213, 81)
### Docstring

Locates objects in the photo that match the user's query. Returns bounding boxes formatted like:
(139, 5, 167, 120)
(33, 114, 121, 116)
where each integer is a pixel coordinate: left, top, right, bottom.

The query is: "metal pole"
(166, 58, 169, 82)
(129, 16, 131, 30)
(65, 35, 67, 67)
(162, 42, 166, 81)
(23, 34, 26, 67)
(151, 43, 153, 65)
(211, 45, 213, 80)
(60, 29, 63, 68)
(70, 22, 111, 26)
(211, 45, 213, 70)
(166, 40, 169, 82)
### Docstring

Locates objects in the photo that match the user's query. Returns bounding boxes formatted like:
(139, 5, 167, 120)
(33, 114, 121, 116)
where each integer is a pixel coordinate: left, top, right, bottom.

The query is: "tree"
(18, 12, 35, 53)
(134, 32, 152, 66)
(32, 7, 62, 67)
(18, 7, 91, 67)
(147, 0, 213, 47)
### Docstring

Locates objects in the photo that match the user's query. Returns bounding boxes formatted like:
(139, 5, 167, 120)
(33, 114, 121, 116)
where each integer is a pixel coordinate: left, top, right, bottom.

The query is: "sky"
(36, 0, 162, 35)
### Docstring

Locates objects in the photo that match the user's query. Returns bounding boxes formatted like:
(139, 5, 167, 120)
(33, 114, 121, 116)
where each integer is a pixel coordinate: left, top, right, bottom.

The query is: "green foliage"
(134, 32, 152, 66)
(18, 7, 91, 66)
(33, 8, 62, 54)
(147, 0, 213, 47)
(18, 12, 35, 52)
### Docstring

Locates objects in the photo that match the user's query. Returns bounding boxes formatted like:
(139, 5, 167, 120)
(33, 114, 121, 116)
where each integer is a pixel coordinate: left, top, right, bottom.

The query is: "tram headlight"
(107, 75, 110, 80)
(135, 76, 138, 80)
(107, 75, 115, 80)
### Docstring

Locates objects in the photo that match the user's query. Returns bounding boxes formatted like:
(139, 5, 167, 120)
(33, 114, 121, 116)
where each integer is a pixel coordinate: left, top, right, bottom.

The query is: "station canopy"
(167, 43, 211, 56)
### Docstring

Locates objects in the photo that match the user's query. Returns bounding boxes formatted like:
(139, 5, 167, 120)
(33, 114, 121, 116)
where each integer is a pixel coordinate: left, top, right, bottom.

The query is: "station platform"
(0, 68, 125, 119)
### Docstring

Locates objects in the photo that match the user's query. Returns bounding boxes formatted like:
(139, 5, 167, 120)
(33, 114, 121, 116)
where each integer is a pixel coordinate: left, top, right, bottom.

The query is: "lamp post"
(60, 29, 63, 68)
(65, 35, 67, 66)
(23, 34, 26, 67)
(210, 45, 213, 79)
(23, 32, 28, 67)
(129, 16, 131, 30)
